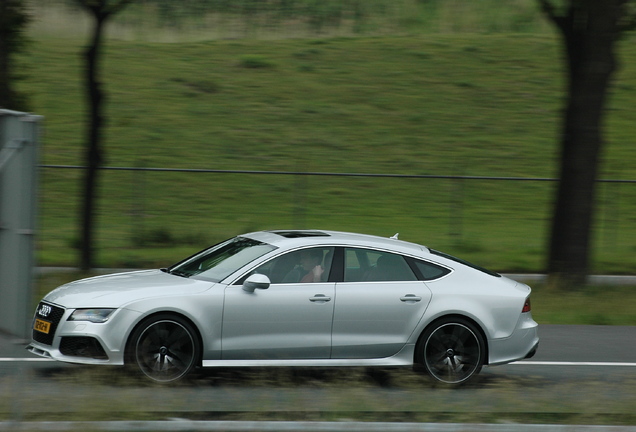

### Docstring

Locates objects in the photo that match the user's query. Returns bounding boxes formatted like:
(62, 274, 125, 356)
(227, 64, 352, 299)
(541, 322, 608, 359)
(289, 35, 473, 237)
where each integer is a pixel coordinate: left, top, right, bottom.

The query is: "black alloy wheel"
(418, 317, 485, 384)
(127, 314, 200, 383)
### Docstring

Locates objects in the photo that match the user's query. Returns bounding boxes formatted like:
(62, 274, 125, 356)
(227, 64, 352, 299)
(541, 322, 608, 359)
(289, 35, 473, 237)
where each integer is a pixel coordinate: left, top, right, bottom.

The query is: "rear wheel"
(417, 317, 485, 385)
(126, 314, 200, 383)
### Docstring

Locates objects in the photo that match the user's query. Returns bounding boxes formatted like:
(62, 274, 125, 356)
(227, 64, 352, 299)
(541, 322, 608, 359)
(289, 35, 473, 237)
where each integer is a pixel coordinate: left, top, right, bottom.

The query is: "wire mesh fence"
(38, 165, 636, 272)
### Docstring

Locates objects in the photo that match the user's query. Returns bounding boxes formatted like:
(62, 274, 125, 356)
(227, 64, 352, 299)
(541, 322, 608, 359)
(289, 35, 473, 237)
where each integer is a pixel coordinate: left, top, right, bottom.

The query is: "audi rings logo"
(38, 304, 52, 317)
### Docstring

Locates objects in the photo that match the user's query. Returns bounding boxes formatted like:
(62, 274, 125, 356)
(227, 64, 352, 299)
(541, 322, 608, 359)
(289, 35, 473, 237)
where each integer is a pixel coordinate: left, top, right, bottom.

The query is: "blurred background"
(19, 0, 636, 273)
(1, 1, 635, 428)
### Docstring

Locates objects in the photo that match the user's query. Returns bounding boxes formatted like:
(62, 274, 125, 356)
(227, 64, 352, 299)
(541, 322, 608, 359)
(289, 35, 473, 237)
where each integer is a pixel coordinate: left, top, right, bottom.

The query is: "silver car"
(28, 230, 539, 384)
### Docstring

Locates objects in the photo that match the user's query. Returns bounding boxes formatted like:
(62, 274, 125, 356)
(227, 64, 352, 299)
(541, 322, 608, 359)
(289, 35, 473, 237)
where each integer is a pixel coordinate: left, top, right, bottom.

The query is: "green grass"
(17, 20, 636, 273)
(531, 284, 636, 325)
(2, 360, 636, 424)
(29, 0, 554, 41)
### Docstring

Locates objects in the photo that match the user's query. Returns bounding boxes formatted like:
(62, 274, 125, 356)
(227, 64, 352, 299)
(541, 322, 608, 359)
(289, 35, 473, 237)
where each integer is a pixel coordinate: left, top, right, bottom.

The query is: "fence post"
(293, 161, 307, 229)
(601, 179, 619, 251)
(449, 177, 464, 244)
(131, 159, 146, 246)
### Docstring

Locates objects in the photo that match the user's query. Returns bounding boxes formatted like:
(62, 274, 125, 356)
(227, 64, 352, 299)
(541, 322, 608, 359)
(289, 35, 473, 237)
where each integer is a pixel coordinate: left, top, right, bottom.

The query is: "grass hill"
(19, 30, 636, 273)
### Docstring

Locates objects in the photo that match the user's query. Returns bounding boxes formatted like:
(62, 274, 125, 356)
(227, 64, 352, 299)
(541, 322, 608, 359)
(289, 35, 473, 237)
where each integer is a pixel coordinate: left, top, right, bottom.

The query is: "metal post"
(0, 110, 42, 339)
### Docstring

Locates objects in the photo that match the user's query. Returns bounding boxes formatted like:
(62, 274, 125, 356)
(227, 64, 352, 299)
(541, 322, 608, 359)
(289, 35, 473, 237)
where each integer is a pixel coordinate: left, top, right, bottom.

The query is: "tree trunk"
(0, 0, 29, 110)
(80, 14, 106, 270)
(76, 0, 133, 270)
(0, 26, 9, 108)
(546, 1, 622, 289)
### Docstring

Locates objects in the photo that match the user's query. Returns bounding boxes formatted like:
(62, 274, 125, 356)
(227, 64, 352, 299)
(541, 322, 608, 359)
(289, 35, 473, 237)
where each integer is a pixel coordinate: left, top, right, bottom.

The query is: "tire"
(417, 317, 486, 385)
(126, 314, 201, 383)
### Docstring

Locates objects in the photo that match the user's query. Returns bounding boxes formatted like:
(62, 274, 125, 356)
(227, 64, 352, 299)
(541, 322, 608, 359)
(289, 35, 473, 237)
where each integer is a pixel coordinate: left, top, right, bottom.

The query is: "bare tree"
(538, 0, 636, 289)
(74, 0, 134, 270)
(0, 0, 30, 110)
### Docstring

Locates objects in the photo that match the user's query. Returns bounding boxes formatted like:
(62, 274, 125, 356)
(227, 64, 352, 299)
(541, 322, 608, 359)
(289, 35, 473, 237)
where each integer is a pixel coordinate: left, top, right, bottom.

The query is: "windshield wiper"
(168, 269, 191, 278)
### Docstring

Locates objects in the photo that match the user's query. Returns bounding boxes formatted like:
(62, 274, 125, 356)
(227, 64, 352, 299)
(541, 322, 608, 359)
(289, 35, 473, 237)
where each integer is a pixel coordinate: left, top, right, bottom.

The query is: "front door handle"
(310, 294, 331, 303)
(400, 294, 422, 303)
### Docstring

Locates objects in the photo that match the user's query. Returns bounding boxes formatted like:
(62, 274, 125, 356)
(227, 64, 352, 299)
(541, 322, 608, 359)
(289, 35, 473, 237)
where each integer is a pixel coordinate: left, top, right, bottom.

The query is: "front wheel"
(126, 314, 201, 383)
(417, 318, 486, 385)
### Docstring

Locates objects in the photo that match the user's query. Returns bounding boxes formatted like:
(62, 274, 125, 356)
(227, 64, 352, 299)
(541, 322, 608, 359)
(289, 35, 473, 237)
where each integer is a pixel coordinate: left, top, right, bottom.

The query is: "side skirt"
(202, 344, 415, 368)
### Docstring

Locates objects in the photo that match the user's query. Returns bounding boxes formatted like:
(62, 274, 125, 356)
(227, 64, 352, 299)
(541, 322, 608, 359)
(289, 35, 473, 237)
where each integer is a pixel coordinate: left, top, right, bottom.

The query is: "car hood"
(43, 269, 214, 308)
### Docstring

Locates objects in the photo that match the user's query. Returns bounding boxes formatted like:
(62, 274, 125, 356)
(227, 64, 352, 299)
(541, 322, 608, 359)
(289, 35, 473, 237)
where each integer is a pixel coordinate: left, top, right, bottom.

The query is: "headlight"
(68, 309, 116, 323)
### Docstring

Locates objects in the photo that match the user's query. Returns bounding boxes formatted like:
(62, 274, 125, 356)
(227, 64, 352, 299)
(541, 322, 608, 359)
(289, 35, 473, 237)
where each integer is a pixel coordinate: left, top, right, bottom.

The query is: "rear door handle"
(310, 294, 331, 303)
(400, 294, 422, 303)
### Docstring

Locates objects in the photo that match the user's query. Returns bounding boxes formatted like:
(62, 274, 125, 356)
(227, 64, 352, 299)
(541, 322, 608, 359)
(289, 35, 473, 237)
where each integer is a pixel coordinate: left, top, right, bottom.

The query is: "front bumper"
(27, 303, 142, 366)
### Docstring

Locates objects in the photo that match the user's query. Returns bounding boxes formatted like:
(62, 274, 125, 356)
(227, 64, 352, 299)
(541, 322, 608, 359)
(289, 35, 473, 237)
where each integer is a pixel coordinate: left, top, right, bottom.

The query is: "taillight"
(522, 297, 532, 313)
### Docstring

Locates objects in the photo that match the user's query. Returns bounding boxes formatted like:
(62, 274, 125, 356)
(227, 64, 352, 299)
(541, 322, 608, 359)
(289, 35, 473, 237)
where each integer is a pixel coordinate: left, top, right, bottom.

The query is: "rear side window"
(430, 249, 501, 277)
(409, 259, 451, 281)
(345, 248, 417, 282)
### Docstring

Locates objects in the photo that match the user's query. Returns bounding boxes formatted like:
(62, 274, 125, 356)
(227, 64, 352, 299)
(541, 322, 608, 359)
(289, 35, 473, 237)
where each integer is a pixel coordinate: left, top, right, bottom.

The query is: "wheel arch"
(414, 314, 490, 366)
(124, 311, 205, 367)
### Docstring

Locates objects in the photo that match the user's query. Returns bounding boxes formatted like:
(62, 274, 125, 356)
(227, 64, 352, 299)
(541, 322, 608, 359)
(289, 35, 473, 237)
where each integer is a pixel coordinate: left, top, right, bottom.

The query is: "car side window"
(246, 247, 335, 284)
(410, 259, 451, 281)
(344, 248, 417, 282)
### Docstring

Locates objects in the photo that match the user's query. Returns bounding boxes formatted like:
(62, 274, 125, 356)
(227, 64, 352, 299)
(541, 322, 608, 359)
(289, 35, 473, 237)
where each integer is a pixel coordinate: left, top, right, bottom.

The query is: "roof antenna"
(390, 233, 399, 240)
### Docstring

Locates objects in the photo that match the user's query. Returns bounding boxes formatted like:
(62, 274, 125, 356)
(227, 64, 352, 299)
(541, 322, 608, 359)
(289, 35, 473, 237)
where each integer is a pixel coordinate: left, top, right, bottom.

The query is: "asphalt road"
(1, 325, 635, 421)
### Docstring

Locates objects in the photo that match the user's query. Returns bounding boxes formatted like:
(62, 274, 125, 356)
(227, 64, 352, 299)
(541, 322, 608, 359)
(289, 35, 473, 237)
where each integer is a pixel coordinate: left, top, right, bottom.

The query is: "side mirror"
(242, 274, 271, 293)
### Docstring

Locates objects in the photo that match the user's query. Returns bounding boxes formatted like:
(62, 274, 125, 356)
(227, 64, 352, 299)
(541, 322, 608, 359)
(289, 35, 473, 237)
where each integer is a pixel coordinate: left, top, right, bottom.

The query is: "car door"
(221, 247, 335, 360)
(331, 247, 433, 359)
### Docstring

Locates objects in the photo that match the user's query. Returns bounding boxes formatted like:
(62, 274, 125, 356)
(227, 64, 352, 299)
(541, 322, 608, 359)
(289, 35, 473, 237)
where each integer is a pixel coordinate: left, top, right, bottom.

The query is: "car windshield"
(169, 237, 276, 282)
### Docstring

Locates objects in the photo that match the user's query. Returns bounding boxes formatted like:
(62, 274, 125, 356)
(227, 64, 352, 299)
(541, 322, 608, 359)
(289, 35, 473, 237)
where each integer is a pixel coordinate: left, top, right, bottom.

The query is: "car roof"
(242, 229, 430, 256)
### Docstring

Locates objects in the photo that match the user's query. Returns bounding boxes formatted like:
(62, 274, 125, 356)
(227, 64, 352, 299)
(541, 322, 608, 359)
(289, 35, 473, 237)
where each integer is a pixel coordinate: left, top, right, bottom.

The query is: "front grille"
(60, 337, 109, 360)
(32, 302, 65, 346)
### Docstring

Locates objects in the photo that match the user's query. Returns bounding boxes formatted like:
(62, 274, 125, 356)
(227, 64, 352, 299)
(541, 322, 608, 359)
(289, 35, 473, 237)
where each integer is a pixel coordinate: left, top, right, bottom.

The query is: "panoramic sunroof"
(269, 230, 331, 238)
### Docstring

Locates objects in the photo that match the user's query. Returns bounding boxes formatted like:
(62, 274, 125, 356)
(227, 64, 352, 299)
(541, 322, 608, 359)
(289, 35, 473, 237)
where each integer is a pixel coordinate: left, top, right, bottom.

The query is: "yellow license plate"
(34, 318, 51, 334)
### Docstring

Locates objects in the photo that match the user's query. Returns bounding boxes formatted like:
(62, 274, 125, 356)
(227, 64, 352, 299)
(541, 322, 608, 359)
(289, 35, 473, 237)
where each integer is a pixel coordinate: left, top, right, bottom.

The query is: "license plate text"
(34, 319, 51, 334)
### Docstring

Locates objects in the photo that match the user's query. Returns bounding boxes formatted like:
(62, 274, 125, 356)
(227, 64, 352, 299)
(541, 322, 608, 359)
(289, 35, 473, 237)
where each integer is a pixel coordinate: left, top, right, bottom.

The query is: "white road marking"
(513, 361, 636, 366)
(1, 358, 635, 366)
(0, 358, 54, 362)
